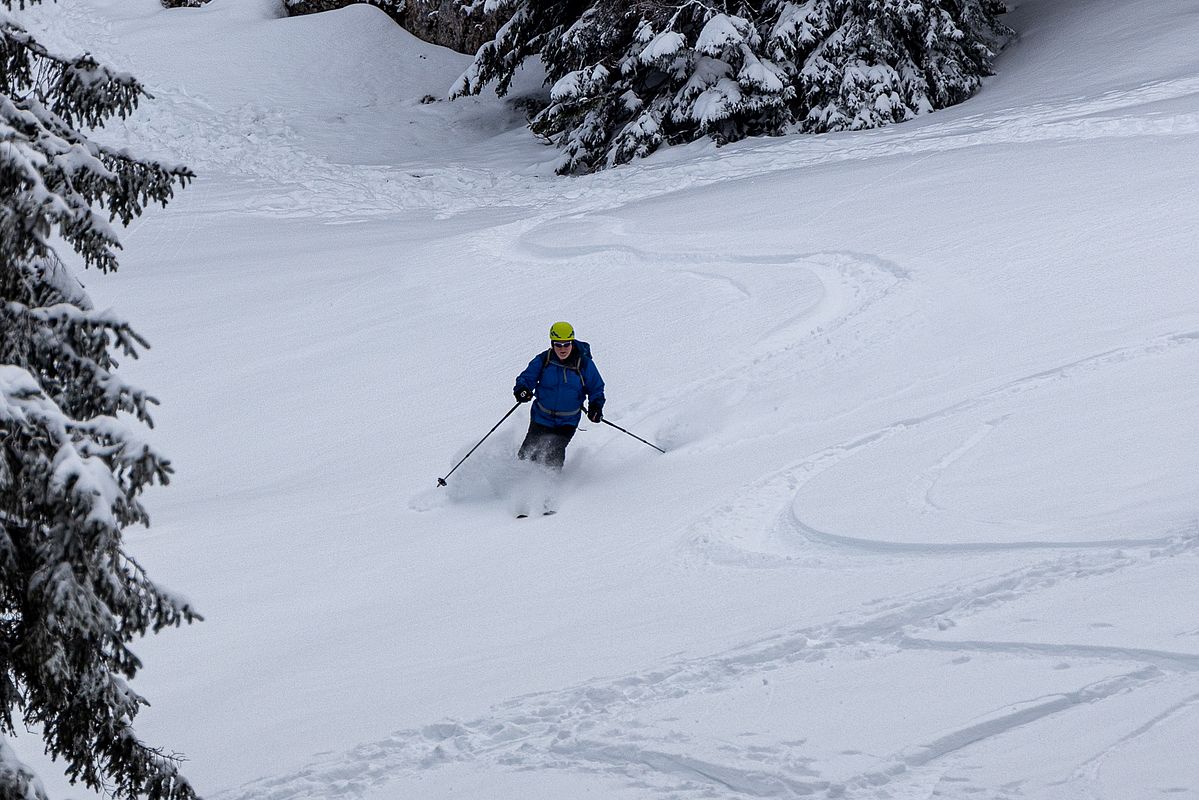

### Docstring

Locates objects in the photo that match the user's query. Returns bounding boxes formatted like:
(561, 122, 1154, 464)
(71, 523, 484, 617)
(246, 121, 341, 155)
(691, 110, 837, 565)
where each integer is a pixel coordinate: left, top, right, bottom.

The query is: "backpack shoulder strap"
(541, 347, 589, 393)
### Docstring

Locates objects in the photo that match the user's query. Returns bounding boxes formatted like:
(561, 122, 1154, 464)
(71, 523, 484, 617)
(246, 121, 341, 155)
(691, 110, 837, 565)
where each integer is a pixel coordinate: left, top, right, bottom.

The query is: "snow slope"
(9, 0, 1199, 798)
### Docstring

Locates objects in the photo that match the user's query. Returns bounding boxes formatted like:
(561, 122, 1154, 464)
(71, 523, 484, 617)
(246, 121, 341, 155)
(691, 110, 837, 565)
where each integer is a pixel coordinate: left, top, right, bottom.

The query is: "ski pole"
(601, 418, 666, 454)
(438, 402, 522, 487)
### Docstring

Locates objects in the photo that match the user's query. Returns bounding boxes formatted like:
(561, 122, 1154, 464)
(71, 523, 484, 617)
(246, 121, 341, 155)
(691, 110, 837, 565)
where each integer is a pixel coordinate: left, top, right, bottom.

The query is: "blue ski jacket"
(515, 340, 605, 428)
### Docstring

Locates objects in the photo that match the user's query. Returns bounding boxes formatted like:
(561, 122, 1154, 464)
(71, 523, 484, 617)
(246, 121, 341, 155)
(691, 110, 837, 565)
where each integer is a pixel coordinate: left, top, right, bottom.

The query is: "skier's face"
(552, 340, 573, 359)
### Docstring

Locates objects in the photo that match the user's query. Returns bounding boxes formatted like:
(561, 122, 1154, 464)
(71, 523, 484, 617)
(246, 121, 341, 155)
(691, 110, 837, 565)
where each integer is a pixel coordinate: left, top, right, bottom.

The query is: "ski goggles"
(551, 340, 574, 347)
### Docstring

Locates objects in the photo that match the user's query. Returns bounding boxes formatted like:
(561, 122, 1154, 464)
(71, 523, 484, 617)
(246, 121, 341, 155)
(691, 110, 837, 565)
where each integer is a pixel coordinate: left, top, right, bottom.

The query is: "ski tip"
(516, 513, 529, 519)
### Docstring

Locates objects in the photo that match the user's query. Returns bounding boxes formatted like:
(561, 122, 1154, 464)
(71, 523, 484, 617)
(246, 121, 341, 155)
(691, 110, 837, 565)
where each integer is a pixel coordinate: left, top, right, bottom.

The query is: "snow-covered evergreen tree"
(453, 0, 1009, 173)
(1, 3, 199, 799)
(774, 0, 1009, 132)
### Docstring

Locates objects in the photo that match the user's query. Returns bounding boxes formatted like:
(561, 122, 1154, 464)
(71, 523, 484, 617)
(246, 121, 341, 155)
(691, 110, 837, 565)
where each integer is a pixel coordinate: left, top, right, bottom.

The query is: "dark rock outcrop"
(283, 0, 497, 55)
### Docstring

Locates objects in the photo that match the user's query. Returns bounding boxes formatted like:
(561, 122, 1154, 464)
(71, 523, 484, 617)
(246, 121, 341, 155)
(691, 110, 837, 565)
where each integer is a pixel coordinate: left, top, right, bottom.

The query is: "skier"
(513, 321, 605, 470)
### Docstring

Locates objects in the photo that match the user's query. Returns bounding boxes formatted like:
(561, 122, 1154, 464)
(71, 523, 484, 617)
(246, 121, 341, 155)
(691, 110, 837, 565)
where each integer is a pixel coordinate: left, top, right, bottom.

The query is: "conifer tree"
(1, 2, 199, 799)
(453, 0, 1009, 173)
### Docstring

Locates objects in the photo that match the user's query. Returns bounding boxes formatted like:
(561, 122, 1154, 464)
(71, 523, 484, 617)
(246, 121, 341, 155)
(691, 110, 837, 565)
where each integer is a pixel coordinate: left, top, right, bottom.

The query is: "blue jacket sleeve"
(584, 358, 605, 405)
(515, 353, 544, 392)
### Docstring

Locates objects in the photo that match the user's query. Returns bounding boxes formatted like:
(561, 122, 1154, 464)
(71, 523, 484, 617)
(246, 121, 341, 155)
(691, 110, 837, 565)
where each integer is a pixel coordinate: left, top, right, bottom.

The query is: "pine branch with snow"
(1, 3, 199, 800)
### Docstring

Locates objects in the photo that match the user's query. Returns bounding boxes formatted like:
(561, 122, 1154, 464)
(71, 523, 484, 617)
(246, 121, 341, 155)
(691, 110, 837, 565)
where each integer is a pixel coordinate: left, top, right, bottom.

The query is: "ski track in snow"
(1066, 690, 1199, 793)
(505, 213, 914, 431)
(681, 328, 1199, 568)
(216, 535, 1199, 800)
(163, 78, 1199, 223)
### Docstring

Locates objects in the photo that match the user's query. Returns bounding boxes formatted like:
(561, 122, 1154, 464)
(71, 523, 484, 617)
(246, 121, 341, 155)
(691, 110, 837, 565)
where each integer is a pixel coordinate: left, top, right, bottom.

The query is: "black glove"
(514, 386, 533, 403)
(587, 401, 604, 423)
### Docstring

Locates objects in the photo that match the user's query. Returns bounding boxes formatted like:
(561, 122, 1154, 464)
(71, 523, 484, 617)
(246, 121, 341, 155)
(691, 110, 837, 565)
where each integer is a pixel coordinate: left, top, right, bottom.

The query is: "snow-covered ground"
(10, 0, 1199, 797)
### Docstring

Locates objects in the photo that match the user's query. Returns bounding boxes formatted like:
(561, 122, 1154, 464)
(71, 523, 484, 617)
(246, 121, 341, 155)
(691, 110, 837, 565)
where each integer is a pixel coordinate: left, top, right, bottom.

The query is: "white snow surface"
(8, 0, 1199, 798)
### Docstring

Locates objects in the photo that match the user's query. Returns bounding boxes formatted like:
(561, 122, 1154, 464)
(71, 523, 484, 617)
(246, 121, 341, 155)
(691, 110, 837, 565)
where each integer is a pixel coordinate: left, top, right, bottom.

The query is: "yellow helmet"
(549, 321, 575, 342)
